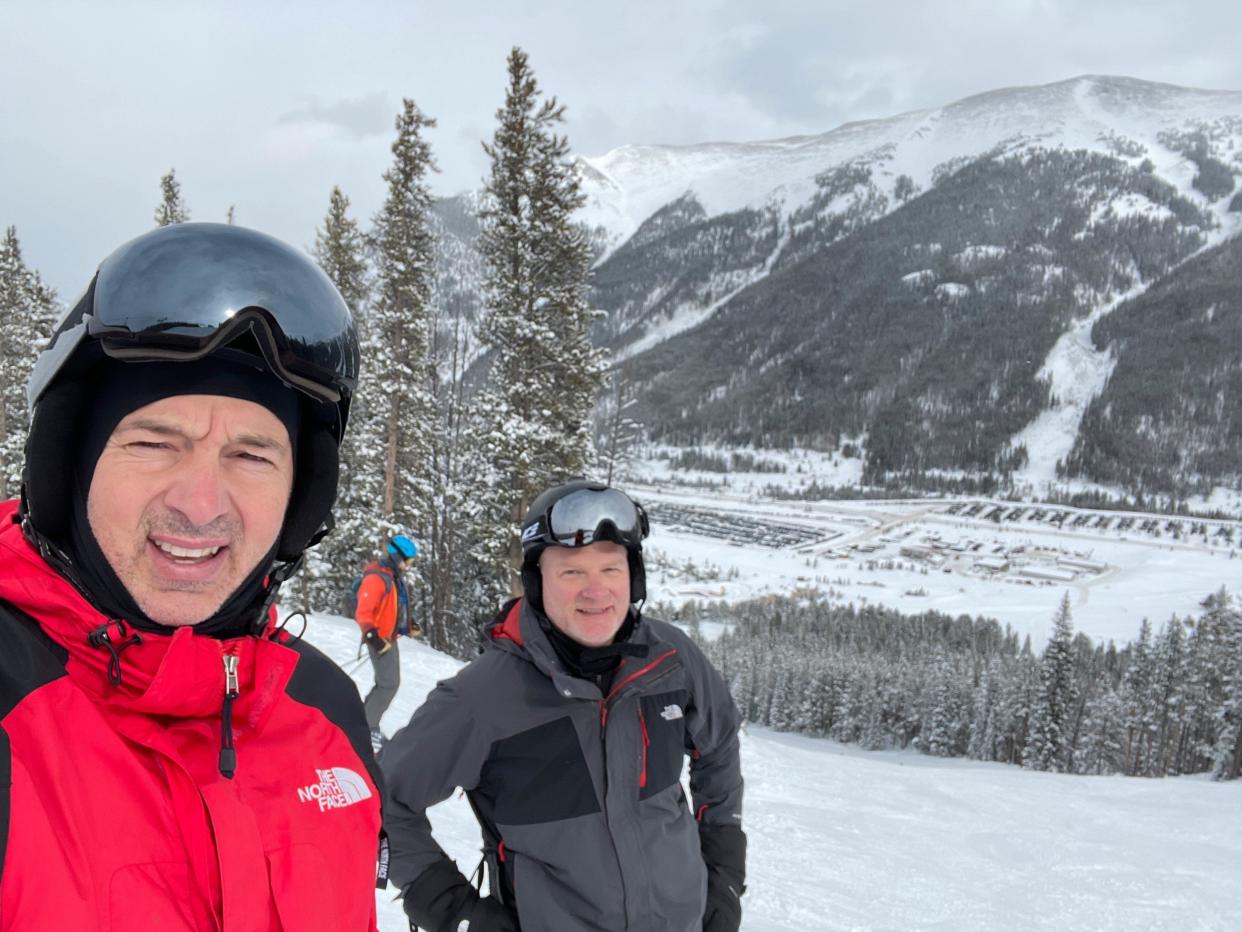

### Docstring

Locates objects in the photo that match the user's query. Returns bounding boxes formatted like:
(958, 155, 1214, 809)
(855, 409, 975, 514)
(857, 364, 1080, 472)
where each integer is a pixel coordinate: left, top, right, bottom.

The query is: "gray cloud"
(4, 0, 1242, 295)
(277, 93, 393, 140)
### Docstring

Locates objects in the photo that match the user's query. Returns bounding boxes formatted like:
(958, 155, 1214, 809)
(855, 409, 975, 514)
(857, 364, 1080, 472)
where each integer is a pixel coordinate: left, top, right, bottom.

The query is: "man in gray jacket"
(382, 480, 746, 932)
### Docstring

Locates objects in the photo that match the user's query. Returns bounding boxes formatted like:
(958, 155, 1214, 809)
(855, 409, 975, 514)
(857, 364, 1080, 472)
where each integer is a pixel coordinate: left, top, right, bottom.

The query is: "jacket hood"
(0, 499, 294, 724)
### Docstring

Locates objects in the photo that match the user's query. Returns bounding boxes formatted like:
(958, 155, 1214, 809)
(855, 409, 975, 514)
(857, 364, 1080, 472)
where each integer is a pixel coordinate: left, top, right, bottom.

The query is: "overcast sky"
(3, 0, 1241, 297)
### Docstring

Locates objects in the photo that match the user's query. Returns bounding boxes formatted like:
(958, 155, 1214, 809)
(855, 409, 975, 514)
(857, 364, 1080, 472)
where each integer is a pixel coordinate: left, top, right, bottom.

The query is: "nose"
(580, 575, 611, 601)
(162, 451, 229, 528)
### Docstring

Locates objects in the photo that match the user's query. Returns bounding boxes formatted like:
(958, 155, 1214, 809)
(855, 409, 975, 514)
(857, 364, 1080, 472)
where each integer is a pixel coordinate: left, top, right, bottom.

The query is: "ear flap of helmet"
(628, 547, 646, 604)
(276, 419, 339, 562)
(520, 557, 543, 612)
(20, 375, 83, 546)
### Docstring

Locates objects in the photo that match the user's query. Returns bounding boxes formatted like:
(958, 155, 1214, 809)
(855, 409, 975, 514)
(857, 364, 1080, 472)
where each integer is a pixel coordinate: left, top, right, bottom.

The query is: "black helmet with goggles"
(21, 222, 359, 576)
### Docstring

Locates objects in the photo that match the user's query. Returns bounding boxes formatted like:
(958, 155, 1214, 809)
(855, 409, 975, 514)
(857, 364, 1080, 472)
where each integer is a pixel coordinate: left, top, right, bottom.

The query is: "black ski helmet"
(21, 222, 359, 567)
(519, 480, 650, 607)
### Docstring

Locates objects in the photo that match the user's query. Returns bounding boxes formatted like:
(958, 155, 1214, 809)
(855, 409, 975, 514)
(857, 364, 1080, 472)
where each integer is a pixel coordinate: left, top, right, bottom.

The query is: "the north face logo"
(297, 767, 373, 811)
(660, 704, 684, 721)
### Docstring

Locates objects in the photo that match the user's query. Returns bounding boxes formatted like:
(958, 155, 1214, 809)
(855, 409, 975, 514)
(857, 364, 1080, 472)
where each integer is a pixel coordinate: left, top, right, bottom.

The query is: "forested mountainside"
(605, 149, 1213, 479)
(1063, 233, 1242, 495)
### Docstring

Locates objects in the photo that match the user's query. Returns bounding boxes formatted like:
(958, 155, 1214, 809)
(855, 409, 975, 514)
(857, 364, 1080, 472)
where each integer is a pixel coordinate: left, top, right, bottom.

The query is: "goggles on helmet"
(521, 487, 649, 551)
(27, 223, 358, 431)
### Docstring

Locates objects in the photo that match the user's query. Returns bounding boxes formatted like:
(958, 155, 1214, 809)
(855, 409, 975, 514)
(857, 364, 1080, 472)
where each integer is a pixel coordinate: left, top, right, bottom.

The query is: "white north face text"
(297, 767, 373, 811)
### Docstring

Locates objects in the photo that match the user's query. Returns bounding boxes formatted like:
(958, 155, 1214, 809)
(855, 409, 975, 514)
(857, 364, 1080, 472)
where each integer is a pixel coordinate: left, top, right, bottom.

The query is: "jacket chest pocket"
(637, 689, 690, 799)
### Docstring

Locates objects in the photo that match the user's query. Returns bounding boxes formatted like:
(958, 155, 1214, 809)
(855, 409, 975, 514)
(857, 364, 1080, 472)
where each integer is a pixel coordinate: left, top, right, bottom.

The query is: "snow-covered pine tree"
(1149, 616, 1188, 775)
(366, 98, 438, 560)
(1201, 589, 1242, 781)
(967, 658, 1001, 761)
(1024, 593, 1079, 772)
(596, 362, 644, 485)
(1121, 618, 1156, 775)
(303, 186, 374, 612)
(154, 169, 189, 226)
(419, 315, 507, 656)
(0, 226, 57, 498)
(921, 652, 961, 757)
(475, 46, 605, 592)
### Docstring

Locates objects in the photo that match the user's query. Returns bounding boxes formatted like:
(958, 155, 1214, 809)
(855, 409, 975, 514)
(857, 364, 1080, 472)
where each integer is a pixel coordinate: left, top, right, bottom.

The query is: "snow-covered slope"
(299, 609, 1242, 932)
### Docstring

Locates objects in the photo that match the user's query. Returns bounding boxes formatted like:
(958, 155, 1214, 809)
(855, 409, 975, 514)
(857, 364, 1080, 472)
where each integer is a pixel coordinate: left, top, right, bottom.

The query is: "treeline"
(0, 48, 604, 660)
(690, 589, 1242, 780)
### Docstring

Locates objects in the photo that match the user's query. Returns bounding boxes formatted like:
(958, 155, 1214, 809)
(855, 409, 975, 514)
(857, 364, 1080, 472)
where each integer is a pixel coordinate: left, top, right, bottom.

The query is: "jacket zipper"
(598, 649, 679, 729)
(218, 653, 240, 778)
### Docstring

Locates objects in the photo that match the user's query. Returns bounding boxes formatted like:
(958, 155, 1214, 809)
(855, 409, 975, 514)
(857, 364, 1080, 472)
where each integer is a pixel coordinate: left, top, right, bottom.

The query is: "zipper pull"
(219, 654, 240, 779)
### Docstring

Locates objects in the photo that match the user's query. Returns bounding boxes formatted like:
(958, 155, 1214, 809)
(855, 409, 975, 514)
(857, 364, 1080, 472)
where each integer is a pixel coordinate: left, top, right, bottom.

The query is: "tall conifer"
(1025, 593, 1079, 772)
(304, 186, 373, 610)
(475, 47, 604, 591)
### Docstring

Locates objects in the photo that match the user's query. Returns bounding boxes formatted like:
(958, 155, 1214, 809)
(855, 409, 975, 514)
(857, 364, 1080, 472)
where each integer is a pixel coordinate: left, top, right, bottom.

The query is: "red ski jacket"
(0, 500, 384, 930)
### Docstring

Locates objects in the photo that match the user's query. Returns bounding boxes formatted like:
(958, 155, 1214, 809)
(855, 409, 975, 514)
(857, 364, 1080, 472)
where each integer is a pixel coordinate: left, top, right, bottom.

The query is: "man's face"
(539, 541, 631, 648)
(87, 393, 294, 627)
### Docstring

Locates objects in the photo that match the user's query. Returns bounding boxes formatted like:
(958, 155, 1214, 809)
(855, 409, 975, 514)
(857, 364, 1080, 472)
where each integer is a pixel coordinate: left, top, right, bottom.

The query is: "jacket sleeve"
(380, 668, 497, 921)
(680, 636, 744, 831)
(678, 634, 747, 930)
(354, 573, 386, 634)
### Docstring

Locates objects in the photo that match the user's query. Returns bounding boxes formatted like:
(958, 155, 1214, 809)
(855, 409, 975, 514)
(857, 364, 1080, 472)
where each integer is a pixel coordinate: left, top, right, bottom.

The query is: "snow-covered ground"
(297, 611, 1242, 932)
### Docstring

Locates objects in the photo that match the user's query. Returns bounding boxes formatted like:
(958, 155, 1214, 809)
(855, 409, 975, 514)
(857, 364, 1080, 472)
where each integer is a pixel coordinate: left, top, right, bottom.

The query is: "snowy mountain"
(433, 75, 1242, 495)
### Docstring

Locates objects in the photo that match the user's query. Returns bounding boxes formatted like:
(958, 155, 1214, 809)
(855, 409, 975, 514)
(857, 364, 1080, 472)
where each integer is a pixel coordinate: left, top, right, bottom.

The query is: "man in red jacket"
(0, 223, 384, 930)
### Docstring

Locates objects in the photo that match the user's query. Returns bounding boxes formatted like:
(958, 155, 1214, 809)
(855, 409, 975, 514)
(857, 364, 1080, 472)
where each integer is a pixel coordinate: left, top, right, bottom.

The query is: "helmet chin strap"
(253, 552, 306, 637)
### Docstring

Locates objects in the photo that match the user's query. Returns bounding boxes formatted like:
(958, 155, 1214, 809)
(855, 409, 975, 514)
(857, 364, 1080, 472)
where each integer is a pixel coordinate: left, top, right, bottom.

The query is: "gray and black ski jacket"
(382, 598, 744, 932)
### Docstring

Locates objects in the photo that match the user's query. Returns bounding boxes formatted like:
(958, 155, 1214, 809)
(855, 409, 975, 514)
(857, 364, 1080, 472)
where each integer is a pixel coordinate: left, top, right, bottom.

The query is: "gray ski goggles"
(522, 488, 650, 550)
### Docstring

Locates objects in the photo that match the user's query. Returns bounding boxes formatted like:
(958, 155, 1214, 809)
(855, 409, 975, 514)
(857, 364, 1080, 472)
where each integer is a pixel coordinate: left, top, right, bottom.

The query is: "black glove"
(363, 628, 391, 654)
(403, 858, 519, 932)
(460, 895, 519, 931)
(700, 824, 746, 932)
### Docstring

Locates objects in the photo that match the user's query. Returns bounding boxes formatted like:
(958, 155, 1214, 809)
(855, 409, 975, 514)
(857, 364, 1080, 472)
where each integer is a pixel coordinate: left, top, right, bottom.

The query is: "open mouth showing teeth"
(154, 541, 222, 561)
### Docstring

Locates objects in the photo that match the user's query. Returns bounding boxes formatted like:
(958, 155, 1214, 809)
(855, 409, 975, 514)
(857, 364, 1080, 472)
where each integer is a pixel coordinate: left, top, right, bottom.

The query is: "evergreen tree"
(1149, 617, 1188, 775)
(154, 169, 190, 226)
(1122, 619, 1156, 774)
(367, 98, 438, 544)
(0, 227, 57, 498)
(1202, 590, 1242, 780)
(967, 659, 1001, 761)
(1025, 593, 1079, 772)
(475, 46, 605, 592)
(303, 186, 373, 612)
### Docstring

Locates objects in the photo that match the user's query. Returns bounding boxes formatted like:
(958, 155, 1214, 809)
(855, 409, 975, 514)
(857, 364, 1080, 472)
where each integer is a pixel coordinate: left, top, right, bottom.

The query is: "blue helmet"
(388, 535, 418, 560)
